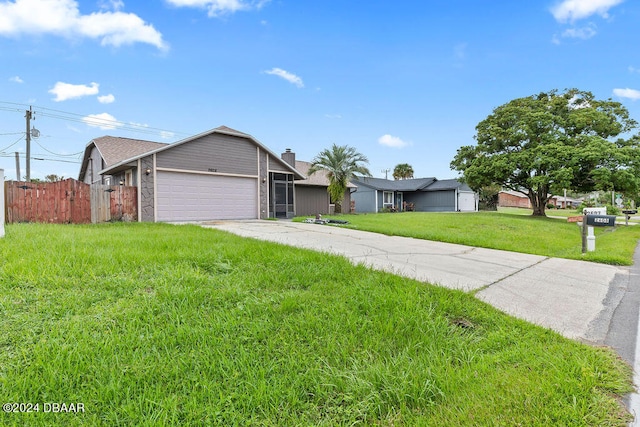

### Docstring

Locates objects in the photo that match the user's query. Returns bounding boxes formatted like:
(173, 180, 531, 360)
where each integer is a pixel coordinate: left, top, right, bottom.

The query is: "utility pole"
(382, 168, 390, 180)
(15, 152, 20, 181)
(25, 106, 33, 182)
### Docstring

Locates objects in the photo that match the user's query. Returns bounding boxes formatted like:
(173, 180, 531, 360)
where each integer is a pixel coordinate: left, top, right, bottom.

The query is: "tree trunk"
(334, 201, 342, 214)
(528, 188, 548, 217)
(531, 202, 546, 216)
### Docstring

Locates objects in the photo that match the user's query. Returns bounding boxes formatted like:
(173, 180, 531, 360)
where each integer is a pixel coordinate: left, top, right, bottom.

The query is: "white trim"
(258, 147, 261, 219)
(0, 169, 5, 238)
(137, 159, 142, 222)
(455, 188, 458, 212)
(156, 166, 258, 180)
(382, 191, 394, 208)
(153, 154, 158, 222)
(375, 190, 379, 213)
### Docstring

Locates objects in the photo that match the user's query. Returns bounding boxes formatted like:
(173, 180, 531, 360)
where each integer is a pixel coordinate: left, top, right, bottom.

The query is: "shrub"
(606, 204, 620, 215)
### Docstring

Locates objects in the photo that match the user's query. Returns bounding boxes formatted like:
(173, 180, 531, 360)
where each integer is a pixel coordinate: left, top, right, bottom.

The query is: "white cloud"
(324, 114, 342, 119)
(9, 76, 23, 83)
(0, 0, 167, 50)
(551, 0, 624, 23)
(98, 94, 115, 104)
(264, 68, 304, 88)
(49, 81, 99, 101)
(378, 134, 409, 148)
(454, 42, 467, 60)
(82, 112, 120, 130)
(160, 131, 175, 139)
(166, 0, 270, 17)
(99, 0, 124, 11)
(629, 66, 640, 74)
(561, 24, 597, 39)
(613, 88, 640, 100)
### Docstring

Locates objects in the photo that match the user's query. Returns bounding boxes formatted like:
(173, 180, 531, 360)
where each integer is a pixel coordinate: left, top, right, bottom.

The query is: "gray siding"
(351, 186, 377, 213)
(413, 191, 456, 212)
(269, 157, 291, 173)
(156, 133, 258, 176)
(343, 190, 352, 213)
(296, 186, 330, 216)
(84, 146, 104, 184)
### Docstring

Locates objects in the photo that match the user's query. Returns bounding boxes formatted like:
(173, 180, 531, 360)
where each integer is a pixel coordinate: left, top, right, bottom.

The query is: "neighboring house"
(498, 190, 581, 209)
(78, 136, 167, 185)
(498, 190, 531, 208)
(350, 177, 477, 213)
(78, 126, 306, 221)
(279, 149, 356, 216)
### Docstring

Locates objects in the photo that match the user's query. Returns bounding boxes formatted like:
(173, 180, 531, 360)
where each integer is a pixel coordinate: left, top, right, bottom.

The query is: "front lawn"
(0, 223, 632, 426)
(306, 211, 640, 265)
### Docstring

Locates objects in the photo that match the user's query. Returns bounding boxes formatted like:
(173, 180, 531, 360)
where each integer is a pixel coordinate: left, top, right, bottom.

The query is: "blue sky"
(1, 0, 639, 181)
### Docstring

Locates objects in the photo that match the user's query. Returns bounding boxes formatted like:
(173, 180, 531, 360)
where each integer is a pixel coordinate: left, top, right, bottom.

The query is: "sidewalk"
(202, 220, 631, 342)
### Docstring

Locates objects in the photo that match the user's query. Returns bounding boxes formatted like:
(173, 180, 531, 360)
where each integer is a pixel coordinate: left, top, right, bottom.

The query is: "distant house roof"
(352, 176, 437, 191)
(78, 136, 168, 181)
(425, 179, 473, 192)
(352, 176, 471, 192)
(294, 160, 357, 188)
(99, 125, 305, 179)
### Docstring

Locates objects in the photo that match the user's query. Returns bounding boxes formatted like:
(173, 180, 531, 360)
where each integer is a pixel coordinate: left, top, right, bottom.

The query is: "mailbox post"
(622, 209, 637, 226)
(581, 214, 616, 253)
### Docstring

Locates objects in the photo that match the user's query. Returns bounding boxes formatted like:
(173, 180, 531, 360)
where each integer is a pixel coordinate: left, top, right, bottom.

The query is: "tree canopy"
(450, 89, 640, 216)
(308, 144, 371, 213)
(393, 163, 414, 180)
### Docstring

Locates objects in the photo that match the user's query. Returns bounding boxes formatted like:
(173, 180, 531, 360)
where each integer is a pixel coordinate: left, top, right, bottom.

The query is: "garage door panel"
(458, 192, 476, 212)
(156, 171, 257, 221)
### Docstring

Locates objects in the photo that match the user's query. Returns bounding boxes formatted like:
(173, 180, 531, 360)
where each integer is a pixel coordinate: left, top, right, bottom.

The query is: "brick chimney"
(281, 148, 296, 167)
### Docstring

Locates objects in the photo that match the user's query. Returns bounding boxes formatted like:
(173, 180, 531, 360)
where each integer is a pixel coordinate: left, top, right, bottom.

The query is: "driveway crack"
(470, 256, 550, 296)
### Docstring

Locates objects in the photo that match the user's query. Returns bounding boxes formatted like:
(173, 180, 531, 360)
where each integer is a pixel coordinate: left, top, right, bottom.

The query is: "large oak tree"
(451, 89, 640, 216)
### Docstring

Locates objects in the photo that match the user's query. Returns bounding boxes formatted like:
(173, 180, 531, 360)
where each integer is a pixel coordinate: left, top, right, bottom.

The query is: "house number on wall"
(208, 168, 217, 173)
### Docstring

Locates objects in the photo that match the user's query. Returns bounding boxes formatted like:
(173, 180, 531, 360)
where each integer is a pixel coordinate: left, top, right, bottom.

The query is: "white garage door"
(458, 192, 476, 212)
(156, 171, 258, 221)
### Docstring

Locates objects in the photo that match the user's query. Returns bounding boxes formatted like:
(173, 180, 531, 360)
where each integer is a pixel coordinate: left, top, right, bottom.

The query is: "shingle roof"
(295, 160, 357, 188)
(93, 136, 168, 167)
(425, 178, 471, 191)
(78, 136, 168, 181)
(352, 176, 437, 191)
(352, 176, 471, 192)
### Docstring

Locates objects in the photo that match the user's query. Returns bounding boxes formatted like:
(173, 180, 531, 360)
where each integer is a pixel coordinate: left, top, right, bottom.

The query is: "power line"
(33, 138, 84, 157)
(0, 134, 25, 152)
(0, 153, 81, 164)
(0, 101, 190, 138)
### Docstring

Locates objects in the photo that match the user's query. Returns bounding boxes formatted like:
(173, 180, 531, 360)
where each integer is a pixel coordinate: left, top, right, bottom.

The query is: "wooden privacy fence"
(4, 179, 137, 224)
(90, 184, 137, 223)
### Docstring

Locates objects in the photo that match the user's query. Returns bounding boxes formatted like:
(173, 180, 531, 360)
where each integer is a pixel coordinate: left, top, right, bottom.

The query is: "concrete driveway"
(202, 220, 631, 344)
(203, 219, 640, 422)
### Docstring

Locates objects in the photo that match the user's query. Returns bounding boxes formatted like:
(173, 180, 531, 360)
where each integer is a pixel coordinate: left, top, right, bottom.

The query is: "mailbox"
(585, 215, 616, 227)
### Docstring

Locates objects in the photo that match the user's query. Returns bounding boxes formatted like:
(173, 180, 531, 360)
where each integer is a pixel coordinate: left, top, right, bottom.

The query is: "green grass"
(0, 223, 633, 426)
(304, 211, 640, 265)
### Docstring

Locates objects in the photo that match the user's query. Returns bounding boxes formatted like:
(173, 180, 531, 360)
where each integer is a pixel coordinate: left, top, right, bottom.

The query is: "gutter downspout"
(375, 190, 378, 213)
(455, 188, 459, 212)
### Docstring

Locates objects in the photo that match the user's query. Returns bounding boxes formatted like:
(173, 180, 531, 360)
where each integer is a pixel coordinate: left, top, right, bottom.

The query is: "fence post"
(1, 169, 5, 238)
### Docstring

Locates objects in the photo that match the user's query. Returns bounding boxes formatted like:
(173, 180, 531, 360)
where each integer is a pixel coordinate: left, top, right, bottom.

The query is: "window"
(383, 191, 394, 208)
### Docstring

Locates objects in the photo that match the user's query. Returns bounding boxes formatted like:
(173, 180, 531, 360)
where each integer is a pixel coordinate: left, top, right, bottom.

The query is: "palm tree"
(393, 163, 414, 180)
(308, 144, 371, 213)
